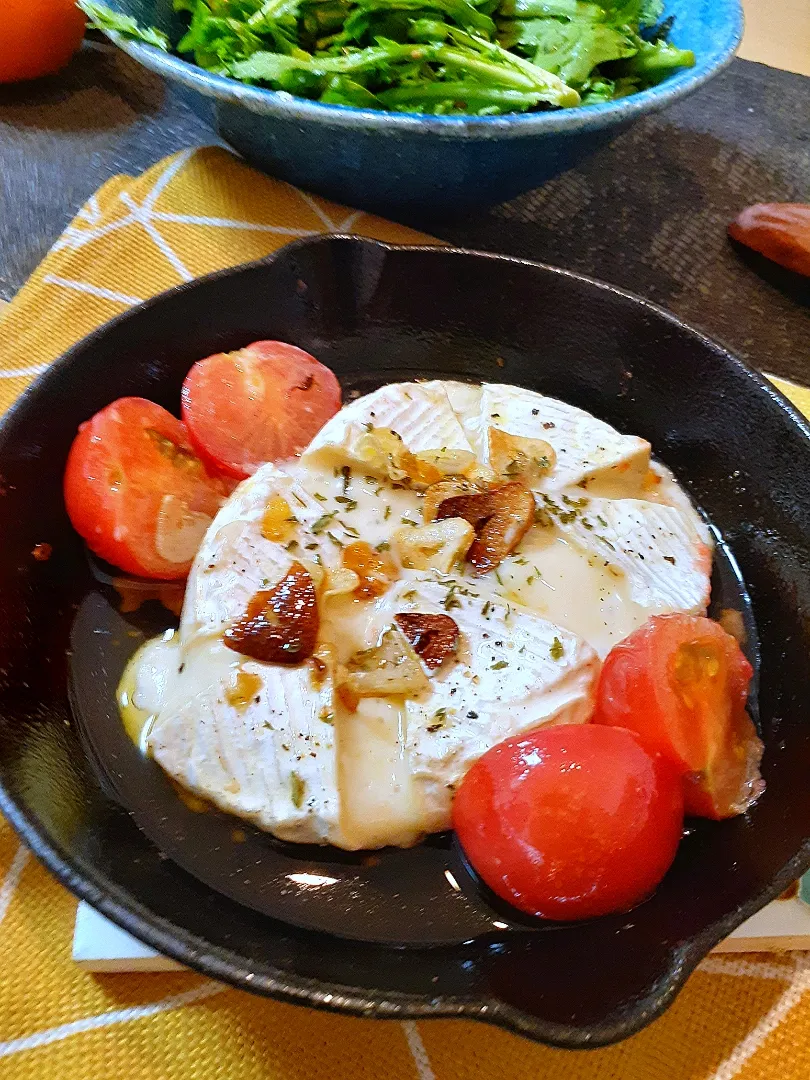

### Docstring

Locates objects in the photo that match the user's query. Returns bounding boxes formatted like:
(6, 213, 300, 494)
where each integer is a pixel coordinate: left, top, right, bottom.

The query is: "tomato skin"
(0, 0, 86, 83)
(64, 397, 224, 580)
(453, 724, 684, 921)
(181, 341, 342, 480)
(593, 614, 763, 820)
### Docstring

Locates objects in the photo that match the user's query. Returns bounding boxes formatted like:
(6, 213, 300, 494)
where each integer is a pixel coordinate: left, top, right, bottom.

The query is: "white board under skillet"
(73, 876, 810, 970)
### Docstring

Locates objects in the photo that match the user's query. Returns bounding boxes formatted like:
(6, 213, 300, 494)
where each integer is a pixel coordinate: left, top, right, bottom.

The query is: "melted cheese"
(127, 379, 713, 850)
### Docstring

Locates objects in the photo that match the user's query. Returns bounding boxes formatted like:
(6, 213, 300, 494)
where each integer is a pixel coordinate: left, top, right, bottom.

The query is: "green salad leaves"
(78, 0, 694, 115)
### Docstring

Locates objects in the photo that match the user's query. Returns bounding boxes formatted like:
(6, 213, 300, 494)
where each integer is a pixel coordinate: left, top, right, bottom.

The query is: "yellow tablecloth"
(1, 146, 809, 1080)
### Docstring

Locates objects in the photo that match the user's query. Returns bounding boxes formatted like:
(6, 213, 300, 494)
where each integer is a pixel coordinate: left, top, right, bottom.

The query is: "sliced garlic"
(488, 427, 556, 484)
(423, 479, 481, 523)
(414, 448, 477, 477)
(354, 428, 442, 488)
(337, 628, 430, 705)
(155, 496, 213, 565)
(300, 558, 325, 590)
(466, 463, 497, 487)
(353, 427, 406, 478)
(309, 642, 337, 690)
(321, 567, 361, 601)
(393, 518, 474, 573)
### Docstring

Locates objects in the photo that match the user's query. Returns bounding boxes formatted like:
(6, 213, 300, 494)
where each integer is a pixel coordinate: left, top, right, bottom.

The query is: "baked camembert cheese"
(120, 380, 712, 850)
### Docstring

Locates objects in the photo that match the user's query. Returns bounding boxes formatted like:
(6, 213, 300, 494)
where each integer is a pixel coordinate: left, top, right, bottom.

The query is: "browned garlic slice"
(422, 478, 482, 523)
(436, 482, 536, 576)
(394, 613, 459, 670)
(224, 562, 319, 665)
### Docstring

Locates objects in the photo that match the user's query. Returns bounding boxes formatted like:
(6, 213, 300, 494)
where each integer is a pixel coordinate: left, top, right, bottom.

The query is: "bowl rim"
(3, 236, 809, 1048)
(98, 0, 743, 136)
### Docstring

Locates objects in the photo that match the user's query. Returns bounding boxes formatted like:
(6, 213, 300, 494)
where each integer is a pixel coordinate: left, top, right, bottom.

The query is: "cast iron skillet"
(1, 236, 810, 1049)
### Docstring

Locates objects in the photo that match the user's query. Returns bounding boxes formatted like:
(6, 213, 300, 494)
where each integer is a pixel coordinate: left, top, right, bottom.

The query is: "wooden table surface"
(740, 0, 810, 76)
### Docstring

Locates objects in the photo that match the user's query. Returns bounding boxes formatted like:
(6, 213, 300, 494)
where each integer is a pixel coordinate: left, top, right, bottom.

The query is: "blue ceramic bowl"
(99, 0, 742, 216)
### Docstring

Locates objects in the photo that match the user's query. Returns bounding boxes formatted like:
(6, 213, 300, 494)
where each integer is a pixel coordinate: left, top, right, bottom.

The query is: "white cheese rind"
(303, 381, 473, 466)
(551, 496, 712, 614)
(473, 383, 651, 494)
(147, 639, 343, 845)
(385, 576, 599, 833)
(181, 466, 318, 644)
(137, 377, 712, 850)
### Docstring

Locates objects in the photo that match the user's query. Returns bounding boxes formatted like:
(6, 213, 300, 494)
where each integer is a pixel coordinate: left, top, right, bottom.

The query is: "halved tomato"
(593, 613, 764, 819)
(181, 341, 342, 479)
(64, 397, 225, 580)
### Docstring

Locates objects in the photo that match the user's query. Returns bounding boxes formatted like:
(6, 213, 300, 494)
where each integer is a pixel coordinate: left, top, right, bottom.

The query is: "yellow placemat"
(0, 145, 809, 1080)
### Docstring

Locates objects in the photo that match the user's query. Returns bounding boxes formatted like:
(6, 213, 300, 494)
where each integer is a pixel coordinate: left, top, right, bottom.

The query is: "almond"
(729, 203, 810, 277)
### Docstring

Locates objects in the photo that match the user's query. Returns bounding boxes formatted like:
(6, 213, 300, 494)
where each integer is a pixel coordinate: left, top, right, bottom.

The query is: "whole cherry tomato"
(453, 724, 684, 921)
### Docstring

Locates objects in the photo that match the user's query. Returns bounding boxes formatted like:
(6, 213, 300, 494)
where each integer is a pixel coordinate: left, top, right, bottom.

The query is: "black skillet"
(1, 236, 810, 1048)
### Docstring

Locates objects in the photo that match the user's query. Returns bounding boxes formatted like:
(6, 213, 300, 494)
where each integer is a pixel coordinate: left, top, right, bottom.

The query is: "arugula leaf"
(378, 79, 554, 112)
(232, 41, 435, 80)
(356, 0, 496, 36)
(78, 0, 694, 116)
(320, 74, 384, 105)
(609, 38, 694, 81)
(498, 0, 602, 17)
(506, 17, 636, 85)
(445, 27, 581, 103)
(578, 72, 639, 102)
(602, 0, 664, 29)
(78, 0, 171, 49)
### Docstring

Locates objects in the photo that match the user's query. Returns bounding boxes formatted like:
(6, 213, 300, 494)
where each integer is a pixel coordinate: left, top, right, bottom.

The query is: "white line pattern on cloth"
(150, 211, 320, 236)
(142, 147, 197, 212)
(297, 189, 339, 232)
(76, 194, 102, 225)
(402, 1021, 436, 1080)
(336, 210, 362, 232)
(699, 956, 797, 981)
(709, 954, 810, 1080)
(51, 214, 137, 254)
(0, 981, 226, 1059)
(0, 844, 29, 927)
(42, 275, 142, 307)
(119, 191, 195, 284)
(0, 363, 50, 379)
